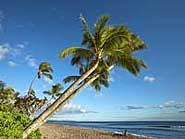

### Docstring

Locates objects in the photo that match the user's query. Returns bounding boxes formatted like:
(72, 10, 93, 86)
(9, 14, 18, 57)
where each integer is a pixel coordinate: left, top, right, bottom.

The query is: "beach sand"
(40, 124, 152, 139)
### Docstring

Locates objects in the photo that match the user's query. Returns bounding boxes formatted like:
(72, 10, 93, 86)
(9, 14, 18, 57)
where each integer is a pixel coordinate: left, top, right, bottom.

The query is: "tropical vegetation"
(0, 62, 61, 138)
(0, 81, 41, 139)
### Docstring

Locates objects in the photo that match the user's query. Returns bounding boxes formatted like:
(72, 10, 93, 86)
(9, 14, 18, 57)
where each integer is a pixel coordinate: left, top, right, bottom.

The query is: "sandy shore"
(40, 124, 153, 139)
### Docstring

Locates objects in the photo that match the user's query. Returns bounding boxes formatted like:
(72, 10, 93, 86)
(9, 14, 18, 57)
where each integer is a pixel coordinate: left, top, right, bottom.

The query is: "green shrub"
(0, 104, 41, 139)
(0, 104, 14, 112)
(28, 129, 41, 139)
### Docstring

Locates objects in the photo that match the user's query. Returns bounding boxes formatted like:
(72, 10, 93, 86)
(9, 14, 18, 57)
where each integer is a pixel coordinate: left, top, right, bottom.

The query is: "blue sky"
(0, 0, 185, 121)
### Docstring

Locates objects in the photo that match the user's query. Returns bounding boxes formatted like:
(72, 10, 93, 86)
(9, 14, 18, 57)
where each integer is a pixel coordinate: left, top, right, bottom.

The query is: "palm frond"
(63, 76, 80, 84)
(91, 74, 110, 91)
(43, 91, 50, 95)
(118, 34, 147, 54)
(43, 83, 62, 98)
(38, 62, 53, 79)
(89, 62, 110, 92)
(81, 32, 94, 46)
(71, 56, 81, 65)
(119, 56, 147, 76)
(100, 26, 131, 49)
(129, 34, 147, 52)
(39, 62, 53, 73)
(59, 47, 93, 59)
(91, 79, 101, 91)
(95, 15, 110, 34)
(52, 83, 63, 94)
(79, 14, 94, 43)
(42, 73, 53, 80)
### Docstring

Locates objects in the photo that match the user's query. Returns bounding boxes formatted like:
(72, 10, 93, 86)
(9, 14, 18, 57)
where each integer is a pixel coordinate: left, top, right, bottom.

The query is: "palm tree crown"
(37, 62, 53, 79)
(28, 62, 53, 96)
(43, 83, 63, 99)
(60, 15, 147, 91)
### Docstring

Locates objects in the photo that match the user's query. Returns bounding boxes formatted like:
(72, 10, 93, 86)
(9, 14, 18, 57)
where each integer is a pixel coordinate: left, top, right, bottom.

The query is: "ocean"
(47, 121, 185, 139)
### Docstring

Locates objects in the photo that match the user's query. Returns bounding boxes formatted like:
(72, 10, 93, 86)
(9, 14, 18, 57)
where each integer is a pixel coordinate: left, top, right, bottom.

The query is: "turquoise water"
(47, 121, 185, 139)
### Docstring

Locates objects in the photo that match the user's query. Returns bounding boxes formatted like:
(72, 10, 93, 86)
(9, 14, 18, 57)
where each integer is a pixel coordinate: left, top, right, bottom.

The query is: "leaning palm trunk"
(23, 60, 99, 138)
(28, 74, 37, 96)
(47, 73, 100, 116)
(61, 65, 114, 105)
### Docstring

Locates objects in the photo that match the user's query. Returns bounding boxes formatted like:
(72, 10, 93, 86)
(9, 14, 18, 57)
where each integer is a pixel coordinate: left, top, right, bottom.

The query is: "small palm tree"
(28, 62, 53, 96)
(19, 62, 53, 116)
(43, 83, 63, 102)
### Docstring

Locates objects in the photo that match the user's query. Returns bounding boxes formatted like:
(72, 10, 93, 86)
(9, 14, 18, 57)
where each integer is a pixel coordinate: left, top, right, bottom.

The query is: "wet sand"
(40, 124, 152, 139)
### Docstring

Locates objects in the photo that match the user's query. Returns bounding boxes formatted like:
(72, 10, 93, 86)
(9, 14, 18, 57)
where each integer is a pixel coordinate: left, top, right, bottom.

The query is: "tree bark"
(23, 60, 99, 138)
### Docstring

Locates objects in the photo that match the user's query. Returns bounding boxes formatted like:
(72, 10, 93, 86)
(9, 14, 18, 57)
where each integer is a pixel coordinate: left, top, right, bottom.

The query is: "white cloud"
(121, 100, 185, 111)
(0, 43, 24, 60)
(8, 61, 17, 67)
(43, 76, 53, 85)
(0, 43, 35, 68)
(144, 76, 156, 83)
(0, 44, 9, 60)
(55, 103, 97, 115)
(153, 100, 185, 109)
(62, 103, 87, 114)
(25, 55, 37, 68)
(9, 47, 22, 57)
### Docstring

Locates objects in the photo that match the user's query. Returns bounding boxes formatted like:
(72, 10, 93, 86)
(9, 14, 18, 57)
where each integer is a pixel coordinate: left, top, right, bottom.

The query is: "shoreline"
(40, 124, 153, 139)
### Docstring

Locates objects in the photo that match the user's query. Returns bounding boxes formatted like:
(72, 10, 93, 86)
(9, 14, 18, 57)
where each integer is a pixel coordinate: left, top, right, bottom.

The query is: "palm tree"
(15, 62, 53, 117)
(28, 62, 53, 96)
(43, 83, 63, 103)
(23, 15, 147, 138)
